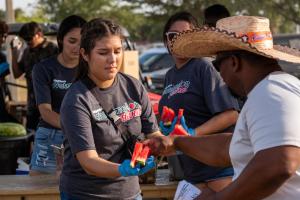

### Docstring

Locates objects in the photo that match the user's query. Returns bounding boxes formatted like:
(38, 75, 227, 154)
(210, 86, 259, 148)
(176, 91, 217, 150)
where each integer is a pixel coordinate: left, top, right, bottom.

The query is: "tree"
(36, 0, 147, 40)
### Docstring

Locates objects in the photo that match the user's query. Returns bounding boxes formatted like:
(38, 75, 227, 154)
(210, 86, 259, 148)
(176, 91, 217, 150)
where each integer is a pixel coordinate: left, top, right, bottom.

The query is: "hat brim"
(171, 28, 300, 64)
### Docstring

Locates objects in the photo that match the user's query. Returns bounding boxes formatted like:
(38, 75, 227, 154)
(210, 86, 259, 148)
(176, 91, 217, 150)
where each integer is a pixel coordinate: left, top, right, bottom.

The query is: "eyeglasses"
(212, 52, 242, 72)
(212, 55, 230, 72)
(165, 31, 179, 42)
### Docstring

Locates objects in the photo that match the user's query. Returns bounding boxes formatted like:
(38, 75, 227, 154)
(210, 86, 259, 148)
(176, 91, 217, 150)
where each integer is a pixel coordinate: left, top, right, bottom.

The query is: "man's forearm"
(174, 133, 232, 167)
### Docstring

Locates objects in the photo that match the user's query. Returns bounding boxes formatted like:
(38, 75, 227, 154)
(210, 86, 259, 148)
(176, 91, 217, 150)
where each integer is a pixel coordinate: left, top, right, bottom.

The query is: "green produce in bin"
(0, 122, 26, 137)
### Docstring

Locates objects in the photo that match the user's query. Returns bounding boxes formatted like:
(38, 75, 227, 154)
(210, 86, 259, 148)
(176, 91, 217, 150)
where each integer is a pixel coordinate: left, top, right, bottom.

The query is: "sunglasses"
(165, 31, 179, 42)
(212, 52, 243, 72)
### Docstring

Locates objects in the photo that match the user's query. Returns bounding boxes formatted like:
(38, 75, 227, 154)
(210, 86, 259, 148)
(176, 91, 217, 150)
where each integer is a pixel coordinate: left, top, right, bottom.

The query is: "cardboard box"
(120, 50, 140, 80)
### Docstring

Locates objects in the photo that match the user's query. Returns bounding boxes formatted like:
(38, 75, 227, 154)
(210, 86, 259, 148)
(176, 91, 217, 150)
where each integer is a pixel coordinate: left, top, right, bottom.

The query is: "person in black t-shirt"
(59, 18, 161, 200)
(11, 22, 58, 130)
(159, 11, 239, 192)
(30, 15, 86, 175)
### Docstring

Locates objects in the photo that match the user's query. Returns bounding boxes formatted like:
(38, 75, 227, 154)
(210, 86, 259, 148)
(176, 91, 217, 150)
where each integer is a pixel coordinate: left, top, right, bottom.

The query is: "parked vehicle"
(274, 34, 300, 78)
(139, 47, 174, 94)
(142, 34, 300, 94)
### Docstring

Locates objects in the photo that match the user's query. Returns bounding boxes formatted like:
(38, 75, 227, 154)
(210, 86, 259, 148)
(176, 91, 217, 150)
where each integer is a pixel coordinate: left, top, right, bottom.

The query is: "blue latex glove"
(180, 116, 195, 136)
(137, 156, 156, 175)
(118, 160, 140, 177)
(159, 116, 177, 136)
(118, 156, 156, 177)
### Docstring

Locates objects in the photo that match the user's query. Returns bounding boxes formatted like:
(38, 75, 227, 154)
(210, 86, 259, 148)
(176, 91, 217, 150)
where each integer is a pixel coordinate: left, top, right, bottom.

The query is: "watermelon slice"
(170, 124, 189, 136)
(130, 142, 143, 167)
(161, 106, 175, 125)
(136, 146, 151, 166)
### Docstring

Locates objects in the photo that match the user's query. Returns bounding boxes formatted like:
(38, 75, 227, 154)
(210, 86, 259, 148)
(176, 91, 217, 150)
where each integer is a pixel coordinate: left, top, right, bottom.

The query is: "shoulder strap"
(81, 76, 131, 141)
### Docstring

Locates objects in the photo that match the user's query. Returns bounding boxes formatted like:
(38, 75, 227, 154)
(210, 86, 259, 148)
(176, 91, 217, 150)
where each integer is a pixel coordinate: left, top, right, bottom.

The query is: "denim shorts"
(30, 127, 63, 173)
(60, 192, 143, 200)
(205, 167, 234, 182)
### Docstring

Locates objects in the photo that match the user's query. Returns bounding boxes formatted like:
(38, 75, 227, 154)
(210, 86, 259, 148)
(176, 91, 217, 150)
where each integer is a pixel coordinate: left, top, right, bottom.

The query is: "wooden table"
(0, 175, 177, 200)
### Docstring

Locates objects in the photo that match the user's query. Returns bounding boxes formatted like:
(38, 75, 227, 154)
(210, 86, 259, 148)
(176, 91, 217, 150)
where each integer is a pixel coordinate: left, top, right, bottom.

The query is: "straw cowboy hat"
(170, 15, 300, 64)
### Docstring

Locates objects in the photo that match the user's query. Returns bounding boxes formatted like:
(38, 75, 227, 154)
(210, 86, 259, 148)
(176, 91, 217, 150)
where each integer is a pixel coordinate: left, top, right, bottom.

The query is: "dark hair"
(57, 15, 86, 53)
(204, 4, 230, 27)
(163, 11, 199, 46)
(18, 22, 42, 41)
(0, 20, 8, 34)
(75, 18, 123, 81)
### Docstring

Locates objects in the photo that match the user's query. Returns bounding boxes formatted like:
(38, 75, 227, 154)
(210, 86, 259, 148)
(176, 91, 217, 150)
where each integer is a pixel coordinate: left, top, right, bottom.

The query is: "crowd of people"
(0, 3, 299, 200)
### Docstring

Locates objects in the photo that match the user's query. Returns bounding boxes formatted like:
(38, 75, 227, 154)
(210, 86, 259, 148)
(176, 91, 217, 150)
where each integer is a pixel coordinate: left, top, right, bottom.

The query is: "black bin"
(0, 130, 34, 175)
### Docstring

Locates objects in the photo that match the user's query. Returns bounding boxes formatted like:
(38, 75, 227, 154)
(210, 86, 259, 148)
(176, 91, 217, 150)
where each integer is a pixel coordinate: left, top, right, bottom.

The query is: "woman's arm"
(38, 103, 61, 128)
(76, 150, 121, 178)
(195, 109, 238, 136)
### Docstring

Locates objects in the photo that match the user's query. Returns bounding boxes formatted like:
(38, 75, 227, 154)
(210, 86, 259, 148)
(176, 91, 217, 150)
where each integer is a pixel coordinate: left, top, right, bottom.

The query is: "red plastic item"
(147, 92, 161, 116)
(170, 124, 189, 136)
(130, 142, 143, 167)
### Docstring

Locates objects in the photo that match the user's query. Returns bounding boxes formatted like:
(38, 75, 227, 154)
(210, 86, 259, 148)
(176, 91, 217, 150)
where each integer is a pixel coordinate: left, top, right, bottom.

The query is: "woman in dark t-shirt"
(158, 11, 240, 191)
(59, 18, 162, 200)
(30, 15, 86, 175)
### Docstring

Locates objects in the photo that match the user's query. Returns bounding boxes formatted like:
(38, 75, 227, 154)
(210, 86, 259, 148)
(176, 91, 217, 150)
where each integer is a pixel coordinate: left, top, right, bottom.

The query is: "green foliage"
(19, 0, 300, 42)
(15, 8, 50, 23)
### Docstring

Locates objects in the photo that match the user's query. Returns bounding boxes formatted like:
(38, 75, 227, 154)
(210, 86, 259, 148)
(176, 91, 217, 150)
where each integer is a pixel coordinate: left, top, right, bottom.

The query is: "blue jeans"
(205, 167, 234, 182)
(30, 127, 63, 173)
(60, 192, 143, 200)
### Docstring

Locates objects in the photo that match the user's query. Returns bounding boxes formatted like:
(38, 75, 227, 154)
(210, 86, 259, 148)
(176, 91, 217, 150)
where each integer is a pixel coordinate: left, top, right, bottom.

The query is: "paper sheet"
(174, 180, 201, 200)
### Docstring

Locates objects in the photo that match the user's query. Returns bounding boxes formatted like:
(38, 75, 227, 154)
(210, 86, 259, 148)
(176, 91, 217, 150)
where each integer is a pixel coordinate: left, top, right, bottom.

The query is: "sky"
(0, 0, 37, 14)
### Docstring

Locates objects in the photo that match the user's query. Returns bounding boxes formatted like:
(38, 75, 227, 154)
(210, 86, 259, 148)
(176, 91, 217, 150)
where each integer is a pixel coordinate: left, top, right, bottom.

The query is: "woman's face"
(84, 35, 123, 87)
(167, 20, 194, 62)
(62, 27, 81, 60)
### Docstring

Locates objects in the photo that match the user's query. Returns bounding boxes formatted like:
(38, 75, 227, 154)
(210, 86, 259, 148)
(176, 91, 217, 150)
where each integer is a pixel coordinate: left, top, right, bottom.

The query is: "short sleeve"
(60, 96, 96, 154)
(202, 62, 239, 114)
(247, 81, 300, 153)
(139, 83, 159, 135)
(32, 62, 52, 105)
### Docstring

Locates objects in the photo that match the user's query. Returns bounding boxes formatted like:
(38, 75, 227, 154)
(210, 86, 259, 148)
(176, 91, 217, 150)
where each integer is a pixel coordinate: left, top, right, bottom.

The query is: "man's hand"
(143, 136, 177, 156)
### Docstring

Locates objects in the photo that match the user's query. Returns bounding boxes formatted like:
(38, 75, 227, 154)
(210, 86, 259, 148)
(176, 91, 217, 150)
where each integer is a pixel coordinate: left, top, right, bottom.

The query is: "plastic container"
(0, 130, 34, 175)
(167, 155, 184, 181)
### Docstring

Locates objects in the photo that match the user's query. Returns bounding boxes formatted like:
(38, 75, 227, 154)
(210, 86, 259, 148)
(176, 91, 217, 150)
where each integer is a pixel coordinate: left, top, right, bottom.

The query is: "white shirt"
(229, 71, 300, 200)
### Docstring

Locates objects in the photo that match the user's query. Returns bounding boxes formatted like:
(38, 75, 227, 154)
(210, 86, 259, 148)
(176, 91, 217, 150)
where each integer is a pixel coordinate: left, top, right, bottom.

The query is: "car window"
(150, 54, 174, 71)
(140, 53, 163, 72)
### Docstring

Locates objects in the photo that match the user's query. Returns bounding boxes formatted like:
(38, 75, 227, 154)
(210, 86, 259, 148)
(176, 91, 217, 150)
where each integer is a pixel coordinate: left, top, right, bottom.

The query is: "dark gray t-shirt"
(159, 58, 240, 183)
(32, 56, 77, 129)
(19, 40, 58, 111)
(60, 72, 159, 199)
